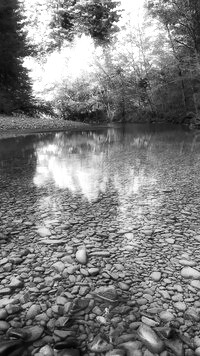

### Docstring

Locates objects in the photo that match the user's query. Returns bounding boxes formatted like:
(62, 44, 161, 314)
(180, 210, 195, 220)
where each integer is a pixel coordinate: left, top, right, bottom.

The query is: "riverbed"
(0, 124, 200, 355)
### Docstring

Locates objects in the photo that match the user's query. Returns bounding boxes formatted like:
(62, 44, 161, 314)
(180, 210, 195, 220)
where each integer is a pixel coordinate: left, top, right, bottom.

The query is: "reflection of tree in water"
(33, 129, 158, 203)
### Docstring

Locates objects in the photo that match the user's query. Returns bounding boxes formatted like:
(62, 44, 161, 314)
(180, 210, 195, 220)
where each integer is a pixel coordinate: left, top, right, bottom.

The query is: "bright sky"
(25, 0, 147, 99)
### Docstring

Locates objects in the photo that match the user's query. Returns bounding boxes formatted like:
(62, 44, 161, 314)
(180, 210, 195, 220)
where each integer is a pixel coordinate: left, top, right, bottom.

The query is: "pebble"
(26, 304, 41, 319)
(37, 227, 51, 237)
(0, 320, 10, 331)
(137, 324, 165, 354)
(181, 267, 200, 279)
(191, 280, 200, 289)
(150, 272, 161, 281)
(1, 130, 200, 356)
(75, 247, 87, 265)
(159, 310, 174, 322)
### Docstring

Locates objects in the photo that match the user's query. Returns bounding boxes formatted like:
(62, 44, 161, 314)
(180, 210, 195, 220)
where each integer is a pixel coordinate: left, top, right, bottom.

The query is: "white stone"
(76, 247, 87, 265)
(37, 227, 51, 237)
(191, 280, 200, 289)
(137, 324, 165, 354)
(181, 267, 200, 279)
(150, 272, 161, 282)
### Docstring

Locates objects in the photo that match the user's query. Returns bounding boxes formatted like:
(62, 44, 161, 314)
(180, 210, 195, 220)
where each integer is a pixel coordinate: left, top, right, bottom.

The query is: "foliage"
(0, 0, 33, 114)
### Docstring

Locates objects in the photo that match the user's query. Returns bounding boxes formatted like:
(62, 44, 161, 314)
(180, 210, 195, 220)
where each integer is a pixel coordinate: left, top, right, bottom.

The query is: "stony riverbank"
(0, 115, 90, 139)
(1, 125, 200, 356)
(1, 188, 200, 356)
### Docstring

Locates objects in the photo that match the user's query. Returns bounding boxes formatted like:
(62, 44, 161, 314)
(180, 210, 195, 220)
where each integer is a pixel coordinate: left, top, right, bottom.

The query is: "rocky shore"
(0, 115, 90, 139)
(0, 121, 200, 356)
(1, 187, 200, 356)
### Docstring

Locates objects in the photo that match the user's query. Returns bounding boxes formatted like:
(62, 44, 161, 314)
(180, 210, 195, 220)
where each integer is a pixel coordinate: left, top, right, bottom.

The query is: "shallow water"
(1, 123, 200, 352)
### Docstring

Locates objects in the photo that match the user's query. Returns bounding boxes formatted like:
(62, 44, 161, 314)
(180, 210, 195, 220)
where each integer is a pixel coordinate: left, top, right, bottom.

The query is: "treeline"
(1, 0, 200, 126)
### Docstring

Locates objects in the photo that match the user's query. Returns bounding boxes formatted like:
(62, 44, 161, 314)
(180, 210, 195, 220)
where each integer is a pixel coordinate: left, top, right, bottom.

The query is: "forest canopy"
(1, 0, 200, 126)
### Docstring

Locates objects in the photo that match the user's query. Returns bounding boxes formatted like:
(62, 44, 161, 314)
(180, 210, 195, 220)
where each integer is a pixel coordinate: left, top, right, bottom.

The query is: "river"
(0, 124, 200, 354)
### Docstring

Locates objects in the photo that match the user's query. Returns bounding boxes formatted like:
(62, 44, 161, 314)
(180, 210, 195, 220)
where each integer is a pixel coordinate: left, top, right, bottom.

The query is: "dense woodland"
(1, 0, 200, 126)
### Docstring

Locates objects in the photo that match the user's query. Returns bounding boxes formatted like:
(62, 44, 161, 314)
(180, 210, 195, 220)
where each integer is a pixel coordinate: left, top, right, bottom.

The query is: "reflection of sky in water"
(33, 131, 157, 202)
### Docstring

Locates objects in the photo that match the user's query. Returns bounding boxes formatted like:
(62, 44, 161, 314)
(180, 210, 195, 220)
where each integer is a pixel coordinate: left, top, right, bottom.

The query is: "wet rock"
(0, 288, 11, 295)
(191, 280, 200, 289)
(194, 336, 200, 348)
(137, 324, 165, 354)
(118, 282, 129, 291)
(88, 335, 112, 353)
(185, 307, 200, 321)
(38, 345, 54, 356)
(0, 309, 7, 319)
(56, 350, 80, 356)
(0, 320, 10, 331)
(120, 341, 142, 356)
(164, 337, 184, 356)
(179, 259, 196, 267)
(0, 258, 8, 266)
(23, 325, 44, 342)
(75, 246, 87, 265)
(159, 310, 175, 322)
(141, 316, 159, 327)
(52, 261, 65, 273)
(174, 302, 187, 311)
(38, 239, 66, 245)
(9, 277, 23, 289)
(105, 350, 126, 356)
(90, 251, 111, 257)
(93, 286, 118, 303)
(181, 267, 200, 279)
(150, 272, 161, 281)
(195, 347, 200, 356)
(88, 267, 99, 276)
(26, 304, 41, 319)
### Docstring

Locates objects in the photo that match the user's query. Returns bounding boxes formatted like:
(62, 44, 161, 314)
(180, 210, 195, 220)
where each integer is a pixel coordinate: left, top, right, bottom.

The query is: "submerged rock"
(137, 324, 165, 354)
(88, 335, 112, 353)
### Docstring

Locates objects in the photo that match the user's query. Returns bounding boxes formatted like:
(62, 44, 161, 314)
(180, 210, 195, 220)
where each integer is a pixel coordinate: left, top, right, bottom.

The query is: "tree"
(147, 0, 200, 122)
(0, 0, 33, 114)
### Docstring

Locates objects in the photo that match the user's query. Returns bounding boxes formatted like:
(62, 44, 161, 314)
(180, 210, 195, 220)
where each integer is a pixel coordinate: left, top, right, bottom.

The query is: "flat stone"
(137, 324, 165, 354)
(23, 325, 44, 341)
(38, 239, 65, 245)
(191, 280, 200, 289)
(0, 288, 11, 295)
(0, 298, 16, 308)
(88, 267, 99, 276)
(90, 251, 111, 257)
(179, 259, 196, 267)
(26, 304, 41, 319)
(181, 267, 200, 279)
(150, 272, 161, 281)
(0, 258, 8, 266)
(141, 316, 159, 327)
